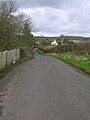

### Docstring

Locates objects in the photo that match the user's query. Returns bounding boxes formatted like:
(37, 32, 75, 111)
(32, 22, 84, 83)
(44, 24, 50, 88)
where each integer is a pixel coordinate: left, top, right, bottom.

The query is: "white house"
(51, 39, 58, 46)
(72, 40, 80, 44)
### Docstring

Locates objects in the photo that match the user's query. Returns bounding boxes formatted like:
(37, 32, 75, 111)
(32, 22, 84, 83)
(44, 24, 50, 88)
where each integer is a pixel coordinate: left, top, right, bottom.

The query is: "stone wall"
(0, 49, 20, 70)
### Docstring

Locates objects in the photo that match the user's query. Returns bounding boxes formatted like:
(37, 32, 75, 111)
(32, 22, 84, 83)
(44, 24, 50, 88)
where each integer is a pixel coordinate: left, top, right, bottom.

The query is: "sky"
(1, 0, 90, 37)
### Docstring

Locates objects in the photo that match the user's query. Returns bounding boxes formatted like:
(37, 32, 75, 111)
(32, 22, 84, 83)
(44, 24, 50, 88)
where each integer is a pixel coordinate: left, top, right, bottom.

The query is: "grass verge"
(47, 53, 90, 74)
(36, 48, 45, 55)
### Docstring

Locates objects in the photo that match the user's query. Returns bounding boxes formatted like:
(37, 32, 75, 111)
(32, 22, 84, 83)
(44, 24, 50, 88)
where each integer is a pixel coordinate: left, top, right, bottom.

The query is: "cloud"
(19, 0, 90, 36)
(17, 0, 64, 9)
(17, 0, 84, 10)
(1, 0, 90, 36)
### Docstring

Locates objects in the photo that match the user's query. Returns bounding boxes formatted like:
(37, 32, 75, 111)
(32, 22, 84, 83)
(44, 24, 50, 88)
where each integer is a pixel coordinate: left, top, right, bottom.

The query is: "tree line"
(0, 0, 35, 51)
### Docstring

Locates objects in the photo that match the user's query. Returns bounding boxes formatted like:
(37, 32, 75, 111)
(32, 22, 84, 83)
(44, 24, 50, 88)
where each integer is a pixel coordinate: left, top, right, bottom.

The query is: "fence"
(0, 49, 20, 70)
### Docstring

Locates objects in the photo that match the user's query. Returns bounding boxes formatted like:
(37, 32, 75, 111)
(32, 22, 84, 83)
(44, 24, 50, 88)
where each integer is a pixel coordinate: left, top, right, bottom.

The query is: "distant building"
(36, 41, 41, 45)
(72, 40, 80, 44)
(51, 39, 58, 46)
(34, 41, 42, 48)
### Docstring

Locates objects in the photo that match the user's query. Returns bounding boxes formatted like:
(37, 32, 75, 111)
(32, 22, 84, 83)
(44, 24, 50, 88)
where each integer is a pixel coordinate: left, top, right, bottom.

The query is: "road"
(0, 49, 90, 120)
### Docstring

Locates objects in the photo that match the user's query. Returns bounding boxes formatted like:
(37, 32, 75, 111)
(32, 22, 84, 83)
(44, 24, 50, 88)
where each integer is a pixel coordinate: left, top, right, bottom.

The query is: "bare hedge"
(39, 43, 90, 55)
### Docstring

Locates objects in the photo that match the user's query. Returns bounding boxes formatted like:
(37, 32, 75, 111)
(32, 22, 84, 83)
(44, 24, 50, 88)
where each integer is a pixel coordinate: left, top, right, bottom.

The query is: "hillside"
(34, 36, 89, 42)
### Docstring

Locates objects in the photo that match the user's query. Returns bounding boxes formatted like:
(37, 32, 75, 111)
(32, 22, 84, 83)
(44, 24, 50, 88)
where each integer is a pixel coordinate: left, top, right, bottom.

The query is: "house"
(51, 39, 58, 46)
(36, 41, 41, 45)
(34, 41, 42, 48)
(72, 40, 80, 44)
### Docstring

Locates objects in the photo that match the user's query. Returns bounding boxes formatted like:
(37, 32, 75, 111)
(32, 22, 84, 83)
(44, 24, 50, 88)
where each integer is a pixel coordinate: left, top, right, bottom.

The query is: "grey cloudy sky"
(1, 0, 90, 36)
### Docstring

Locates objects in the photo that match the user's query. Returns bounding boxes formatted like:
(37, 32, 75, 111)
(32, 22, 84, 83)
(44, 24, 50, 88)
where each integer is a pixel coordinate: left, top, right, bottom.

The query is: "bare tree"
(0, 0, 18, 50)
(0, 0, 36, 50)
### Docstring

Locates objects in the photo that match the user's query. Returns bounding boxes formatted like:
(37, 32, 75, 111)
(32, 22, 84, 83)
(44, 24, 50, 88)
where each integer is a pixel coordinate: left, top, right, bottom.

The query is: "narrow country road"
(0, 49, 90, 120)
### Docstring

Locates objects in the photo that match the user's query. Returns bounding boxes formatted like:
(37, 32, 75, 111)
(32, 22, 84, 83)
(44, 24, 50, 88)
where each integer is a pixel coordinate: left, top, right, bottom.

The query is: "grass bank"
(47, 53, 90, 74)
(36, 48, 45, 55)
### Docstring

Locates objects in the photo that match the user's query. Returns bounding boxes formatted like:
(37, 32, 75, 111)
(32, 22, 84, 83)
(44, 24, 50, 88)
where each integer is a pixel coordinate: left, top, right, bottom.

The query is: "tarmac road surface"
(0, 49, 90, 120)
